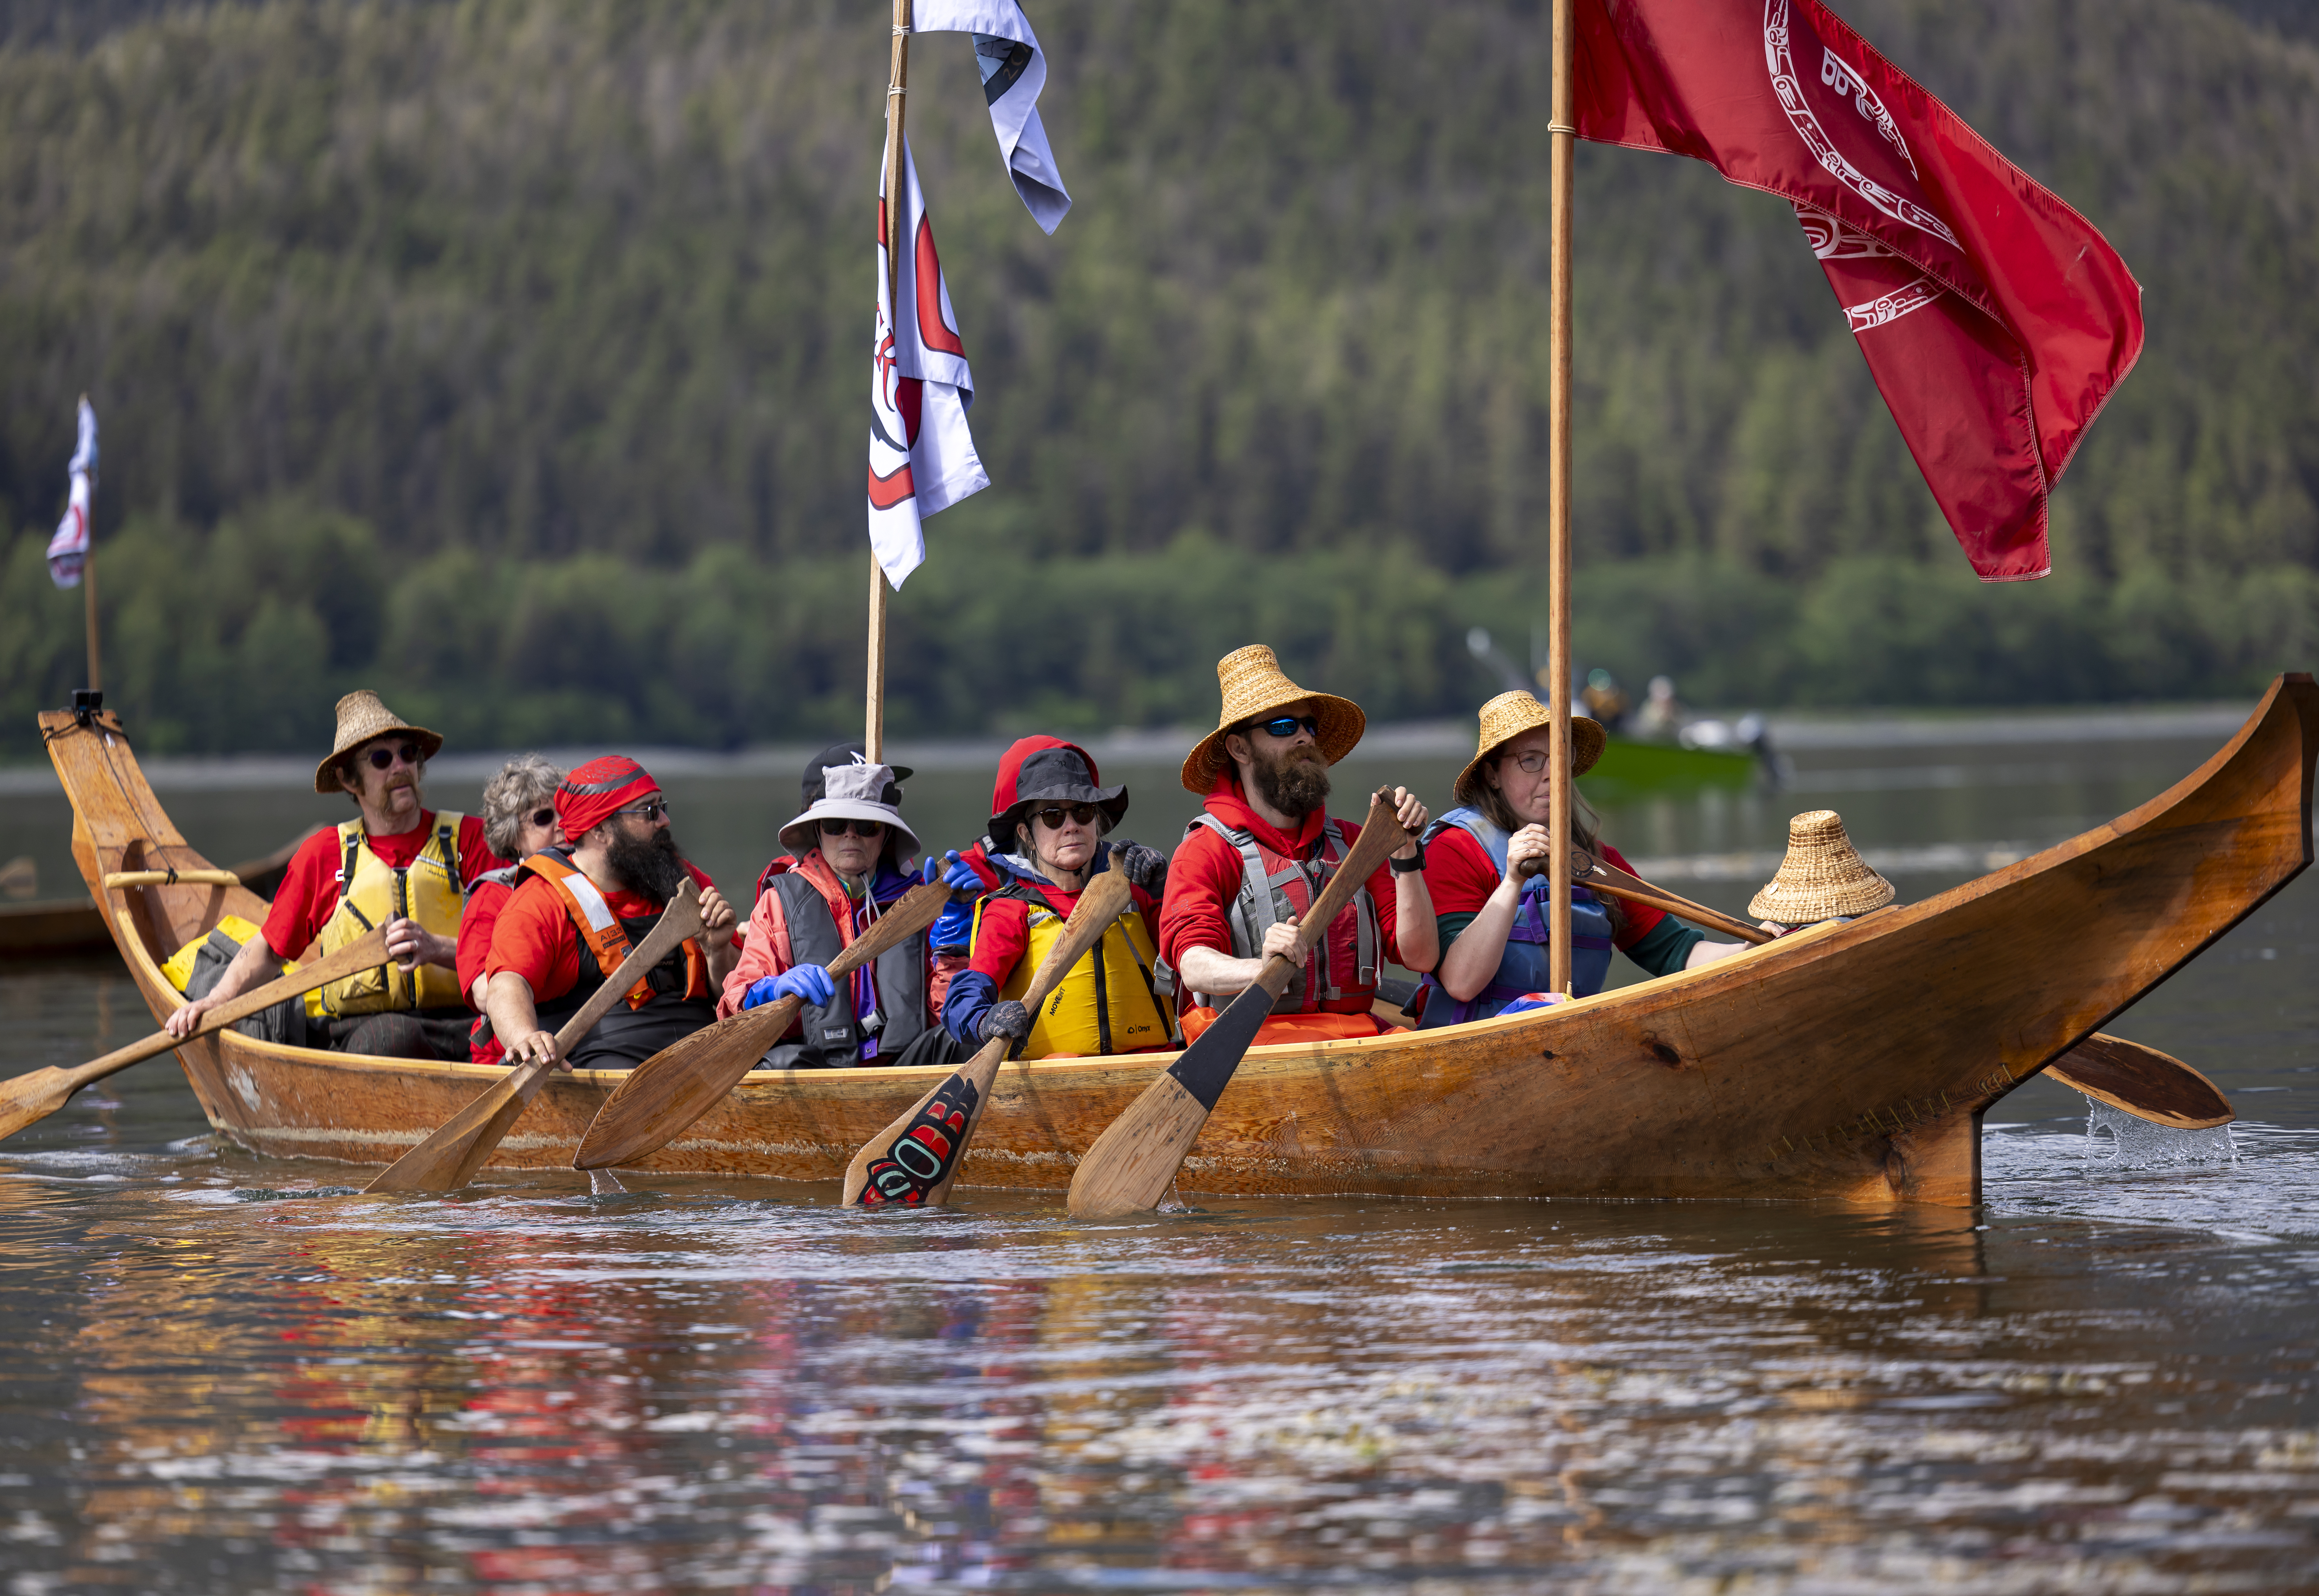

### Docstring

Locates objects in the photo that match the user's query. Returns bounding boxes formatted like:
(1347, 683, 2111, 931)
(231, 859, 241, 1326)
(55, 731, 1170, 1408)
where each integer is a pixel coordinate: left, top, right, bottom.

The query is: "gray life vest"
(1174, 811, 1380, 1013)
(764, 871, 929, 1069)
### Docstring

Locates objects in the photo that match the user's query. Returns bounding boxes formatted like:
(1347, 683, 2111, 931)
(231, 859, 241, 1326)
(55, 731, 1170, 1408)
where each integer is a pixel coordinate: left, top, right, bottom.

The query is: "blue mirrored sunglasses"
(1253, 714, 1321, 739)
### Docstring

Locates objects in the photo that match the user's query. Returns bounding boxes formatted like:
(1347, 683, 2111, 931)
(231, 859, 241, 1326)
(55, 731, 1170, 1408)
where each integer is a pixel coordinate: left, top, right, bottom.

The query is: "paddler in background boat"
(458, 755, 565, 1065)
(719, 745, 968, 1069)
(1157, 645, 1437, 1047)
(1747, 810, 1897, 931)
(938, 737, 1173, 1059)
(162, 691, 502, 1059)
(1416, 690, 1753, 1028)
(483, 756, 738, 1071)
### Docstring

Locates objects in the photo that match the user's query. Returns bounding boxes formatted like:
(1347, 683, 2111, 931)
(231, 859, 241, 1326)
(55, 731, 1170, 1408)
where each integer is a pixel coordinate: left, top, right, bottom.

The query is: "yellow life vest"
(980, 883, 1170, 1059)
(316, 812, 468, 1016)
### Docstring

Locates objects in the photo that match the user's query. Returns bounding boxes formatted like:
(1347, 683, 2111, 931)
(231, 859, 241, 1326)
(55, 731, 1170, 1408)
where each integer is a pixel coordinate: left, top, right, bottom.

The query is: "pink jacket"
(717, 857, 964, 1024)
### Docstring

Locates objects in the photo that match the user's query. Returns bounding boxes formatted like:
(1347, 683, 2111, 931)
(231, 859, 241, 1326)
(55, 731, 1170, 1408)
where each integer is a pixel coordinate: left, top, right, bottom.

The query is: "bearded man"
(483, 756, 739, 1071)
(1157, 645, 1435, 1048)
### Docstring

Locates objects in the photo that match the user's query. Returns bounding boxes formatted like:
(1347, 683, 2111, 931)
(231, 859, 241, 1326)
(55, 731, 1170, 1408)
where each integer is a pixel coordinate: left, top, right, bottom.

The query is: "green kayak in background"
(1579, 738, 1761, 804)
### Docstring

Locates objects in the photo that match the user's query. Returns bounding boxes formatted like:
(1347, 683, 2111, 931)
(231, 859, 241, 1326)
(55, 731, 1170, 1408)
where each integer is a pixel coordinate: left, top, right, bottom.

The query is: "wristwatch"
(1388, 838, 1427, 875)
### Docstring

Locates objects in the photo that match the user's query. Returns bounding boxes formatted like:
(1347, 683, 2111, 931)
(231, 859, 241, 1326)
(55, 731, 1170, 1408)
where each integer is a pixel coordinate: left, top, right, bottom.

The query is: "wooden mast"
(1546, 0, 1575, 991)
(867, 0, 913, 762)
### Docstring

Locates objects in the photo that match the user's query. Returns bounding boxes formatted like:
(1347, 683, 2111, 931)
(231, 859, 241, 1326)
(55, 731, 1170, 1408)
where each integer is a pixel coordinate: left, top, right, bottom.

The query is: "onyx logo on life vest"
(855, 1072, 982, 1207)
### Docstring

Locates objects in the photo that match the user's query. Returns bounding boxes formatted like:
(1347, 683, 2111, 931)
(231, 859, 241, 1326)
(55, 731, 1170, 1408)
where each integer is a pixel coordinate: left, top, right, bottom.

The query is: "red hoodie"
(1156, 772, 1404, 1018)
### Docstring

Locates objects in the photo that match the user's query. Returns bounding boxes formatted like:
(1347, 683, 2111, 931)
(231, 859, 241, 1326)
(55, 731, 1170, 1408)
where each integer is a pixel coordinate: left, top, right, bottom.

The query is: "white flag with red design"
(45, 398, 97, 589)
(867, 137, 988, 588)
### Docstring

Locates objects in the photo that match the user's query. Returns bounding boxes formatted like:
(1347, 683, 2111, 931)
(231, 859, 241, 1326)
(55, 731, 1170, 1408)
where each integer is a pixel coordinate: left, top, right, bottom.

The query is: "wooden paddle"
(571, 879, 953, 1171)
(366, 879, 705, 1194)
(1067, 790, 1409, 1219)
(1520, 854, 1771, 944)
(2048, 1033, 2234, 1129)
(843, 852, 1135, 1208)
(0, 925, 392, 1143)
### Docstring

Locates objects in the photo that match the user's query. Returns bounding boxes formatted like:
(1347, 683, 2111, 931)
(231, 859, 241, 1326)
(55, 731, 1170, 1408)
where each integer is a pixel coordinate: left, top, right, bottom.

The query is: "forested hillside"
(2, 0, 2314, 756)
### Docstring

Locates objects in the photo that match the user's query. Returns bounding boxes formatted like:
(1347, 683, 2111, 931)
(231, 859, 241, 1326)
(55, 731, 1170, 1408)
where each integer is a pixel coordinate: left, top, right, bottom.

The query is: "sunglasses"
(527, 807, 557, 830)
(1251, 714, 1321, 740)
(614, 799, 671, 822)
(819, 817, 886, 838)
(362, 742, 420, 771)
(1034, 803, 1101, 830)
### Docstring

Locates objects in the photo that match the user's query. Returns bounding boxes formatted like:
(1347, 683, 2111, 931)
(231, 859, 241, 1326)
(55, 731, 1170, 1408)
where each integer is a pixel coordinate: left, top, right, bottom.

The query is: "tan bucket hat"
(313, 690, 443, 794)
(1747, 810, 1897, 923)
(1453, 690, 1607, 806)
(1179, 644, 1366, 795)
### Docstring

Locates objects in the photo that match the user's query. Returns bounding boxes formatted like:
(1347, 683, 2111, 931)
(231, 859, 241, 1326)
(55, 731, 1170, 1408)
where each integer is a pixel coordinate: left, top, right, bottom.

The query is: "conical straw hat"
(1453, 690, 1607, 806)
(1179, 645, 1365, 794)
(1747, 810, 1896, 923)
(313, 690, 443, 794)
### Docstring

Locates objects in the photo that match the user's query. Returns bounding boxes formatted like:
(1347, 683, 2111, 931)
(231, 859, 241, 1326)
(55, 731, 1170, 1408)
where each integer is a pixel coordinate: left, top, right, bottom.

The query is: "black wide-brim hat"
(990, 741, 1128, 853)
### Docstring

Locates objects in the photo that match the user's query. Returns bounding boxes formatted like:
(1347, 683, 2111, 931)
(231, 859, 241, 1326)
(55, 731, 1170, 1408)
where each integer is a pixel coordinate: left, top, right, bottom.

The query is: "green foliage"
(0, 0, 2313, 756)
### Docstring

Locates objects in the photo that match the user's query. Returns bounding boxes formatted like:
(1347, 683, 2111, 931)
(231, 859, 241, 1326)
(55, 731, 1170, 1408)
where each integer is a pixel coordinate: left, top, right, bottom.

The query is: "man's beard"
(606, 826, 691, 903)
(1251, 742, 1331, 817)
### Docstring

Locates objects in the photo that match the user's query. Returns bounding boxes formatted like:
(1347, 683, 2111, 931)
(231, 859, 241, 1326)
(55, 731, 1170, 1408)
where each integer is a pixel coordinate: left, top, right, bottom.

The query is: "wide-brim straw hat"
(314, 690, 443, 794)
(1748, 810, 1897, 922)
(1452, 690, 1607, 807)
(1179, 645, 1366, 795)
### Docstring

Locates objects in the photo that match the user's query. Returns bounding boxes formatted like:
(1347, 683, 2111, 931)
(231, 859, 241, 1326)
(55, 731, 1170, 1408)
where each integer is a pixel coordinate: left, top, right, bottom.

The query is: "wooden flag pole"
(866, 0, 913, 762)
(1546, 0, 1575, 992)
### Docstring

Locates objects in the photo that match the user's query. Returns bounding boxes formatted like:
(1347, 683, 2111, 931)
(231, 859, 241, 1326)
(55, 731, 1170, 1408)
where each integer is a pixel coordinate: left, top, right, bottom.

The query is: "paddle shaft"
(365, 881, 707, 1193)
(1066, 793, 1408, 1219)
(844, 854, 1136, 1208)
(570, 880, 956, 1170)
(1520, 855, 1770, 945)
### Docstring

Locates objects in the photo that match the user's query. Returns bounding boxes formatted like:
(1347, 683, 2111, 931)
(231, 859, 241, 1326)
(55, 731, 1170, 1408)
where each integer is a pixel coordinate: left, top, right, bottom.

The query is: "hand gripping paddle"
(571, 880, 953, 1170)
(843, 851, 1135, 1209)
(1067, 792, 1408, 1219)
(0, 926, 391, 1144)
(366, 880, 706, 1194)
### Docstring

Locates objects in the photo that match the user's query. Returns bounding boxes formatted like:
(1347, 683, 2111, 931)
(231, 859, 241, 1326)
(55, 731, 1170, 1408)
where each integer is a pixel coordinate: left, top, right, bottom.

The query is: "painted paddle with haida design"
(366, 879, 706, 1194)
(572, 880, 953, 1171)
(0, 926, 391, 1143)
(1067, 791, 1409, 1220)
(843, 850, 1135, 1209)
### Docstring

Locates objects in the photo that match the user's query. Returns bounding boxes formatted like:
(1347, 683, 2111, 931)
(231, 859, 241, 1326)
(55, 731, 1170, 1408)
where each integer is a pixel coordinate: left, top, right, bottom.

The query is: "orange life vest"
(522, 850, 709, 1010)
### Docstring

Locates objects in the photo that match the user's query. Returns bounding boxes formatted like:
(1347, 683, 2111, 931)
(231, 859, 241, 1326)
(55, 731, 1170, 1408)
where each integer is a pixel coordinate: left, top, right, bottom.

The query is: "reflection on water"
(3, 725, 2317, 1590)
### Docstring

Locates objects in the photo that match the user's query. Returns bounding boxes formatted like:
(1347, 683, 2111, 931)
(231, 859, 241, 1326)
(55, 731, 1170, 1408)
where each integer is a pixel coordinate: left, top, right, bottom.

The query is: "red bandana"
(557, 755, 659, 839)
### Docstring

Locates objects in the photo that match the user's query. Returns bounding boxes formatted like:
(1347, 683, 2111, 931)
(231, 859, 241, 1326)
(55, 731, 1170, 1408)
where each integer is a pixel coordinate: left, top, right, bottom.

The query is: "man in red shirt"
(164, 691, 501, 1059)
(1157, 645, 1435, 1048)
(485, 756, 739, 1071)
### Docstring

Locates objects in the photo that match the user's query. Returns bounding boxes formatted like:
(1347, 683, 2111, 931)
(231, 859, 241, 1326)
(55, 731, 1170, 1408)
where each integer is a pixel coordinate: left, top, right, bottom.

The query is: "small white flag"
(45, 398, 97, 589)
(867, 138, 989, 589)
(914, 0, 1072, 234)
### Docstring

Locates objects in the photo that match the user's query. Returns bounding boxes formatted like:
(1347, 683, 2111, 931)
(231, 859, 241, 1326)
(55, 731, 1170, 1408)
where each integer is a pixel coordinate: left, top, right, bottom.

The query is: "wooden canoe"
(36, 673, 2317, 1207)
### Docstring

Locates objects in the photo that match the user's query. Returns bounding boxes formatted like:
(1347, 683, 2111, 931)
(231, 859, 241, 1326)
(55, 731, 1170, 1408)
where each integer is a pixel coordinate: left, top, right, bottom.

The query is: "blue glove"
(742, 964, 836, 1010)
(926, 850, 983, 893)
(926, 851, 983, 954)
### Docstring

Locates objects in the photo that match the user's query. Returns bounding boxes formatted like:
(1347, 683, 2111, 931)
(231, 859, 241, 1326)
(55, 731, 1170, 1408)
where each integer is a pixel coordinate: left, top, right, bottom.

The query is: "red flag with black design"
(1574, 0, 2142, 580)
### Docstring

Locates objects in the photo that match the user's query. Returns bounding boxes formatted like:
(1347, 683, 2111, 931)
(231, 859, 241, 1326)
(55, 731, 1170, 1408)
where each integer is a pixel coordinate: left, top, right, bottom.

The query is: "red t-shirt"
(457, 878, 515, 1007)
(1156, 776, 1404, 1015)
(262, 811, 499, 958)
(1423, 828, 1666, 949)
(486, 860, 717, 1005)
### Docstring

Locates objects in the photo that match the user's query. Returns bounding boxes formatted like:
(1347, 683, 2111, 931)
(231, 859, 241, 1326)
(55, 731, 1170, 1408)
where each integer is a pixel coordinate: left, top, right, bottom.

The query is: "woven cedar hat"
(1453, 690, 1607, 806)
(1748, 810, 1897, 923)
(313, 690, 443, 794)
(1179, 644, 1366, 796)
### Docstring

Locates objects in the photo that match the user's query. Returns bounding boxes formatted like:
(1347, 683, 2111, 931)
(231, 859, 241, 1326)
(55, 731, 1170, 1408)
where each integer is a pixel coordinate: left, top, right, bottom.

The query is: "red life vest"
(1178, 811, 1382, 1017)
(523, 851, 710, 1010)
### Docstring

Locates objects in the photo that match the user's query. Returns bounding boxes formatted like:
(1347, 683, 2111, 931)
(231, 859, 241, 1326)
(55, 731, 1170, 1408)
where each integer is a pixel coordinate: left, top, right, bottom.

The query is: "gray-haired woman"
(460, 754, 565, 1062)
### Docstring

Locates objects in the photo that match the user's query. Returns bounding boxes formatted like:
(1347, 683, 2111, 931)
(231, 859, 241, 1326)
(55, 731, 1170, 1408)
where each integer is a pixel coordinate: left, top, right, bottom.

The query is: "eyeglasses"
(1034, 803, 1100, 830)
(527, 807, 557, 830)
(1500, 751, 1551, 775)
(614, 799, 671, 822)
(363, 743, 420, 771)
(819, 817, 885, 838)
(1252, 714, 1321, 740)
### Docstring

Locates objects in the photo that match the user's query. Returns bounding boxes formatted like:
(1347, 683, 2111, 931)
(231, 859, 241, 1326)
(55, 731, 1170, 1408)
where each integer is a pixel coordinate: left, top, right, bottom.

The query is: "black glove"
(1115, 841, 1168, 896)
(979, 999, 1031, 1044)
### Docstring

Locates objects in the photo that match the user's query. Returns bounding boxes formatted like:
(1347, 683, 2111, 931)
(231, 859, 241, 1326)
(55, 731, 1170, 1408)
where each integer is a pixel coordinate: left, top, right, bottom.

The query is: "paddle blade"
(2048, 1033, 2234, 1130)
(0, 1068, 77, 1143)
(1065, 978, 1275, 1218)
(573, 996, 802, 1169)
(364, 1063, 541, 1193)
(843, 1042, 1003, 1208)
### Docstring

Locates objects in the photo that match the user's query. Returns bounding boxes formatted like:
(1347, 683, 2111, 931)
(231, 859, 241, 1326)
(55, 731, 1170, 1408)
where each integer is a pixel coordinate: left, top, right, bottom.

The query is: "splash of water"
(588, 1167, 628, 1196)
(2083, 1098, 2236, 1167)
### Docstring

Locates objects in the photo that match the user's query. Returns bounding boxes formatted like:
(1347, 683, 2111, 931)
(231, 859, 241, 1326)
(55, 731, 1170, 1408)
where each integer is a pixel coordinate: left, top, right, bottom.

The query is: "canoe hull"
(38, 674, 2318, 1205)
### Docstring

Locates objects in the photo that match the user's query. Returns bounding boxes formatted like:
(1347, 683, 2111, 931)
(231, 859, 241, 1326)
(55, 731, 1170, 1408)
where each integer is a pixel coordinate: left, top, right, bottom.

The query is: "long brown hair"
(1468, 761, 1625, 935)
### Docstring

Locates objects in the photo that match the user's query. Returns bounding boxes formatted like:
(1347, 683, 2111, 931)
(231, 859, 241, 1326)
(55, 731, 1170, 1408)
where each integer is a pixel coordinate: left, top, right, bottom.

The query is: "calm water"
(3, 719, 2317, 1592)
